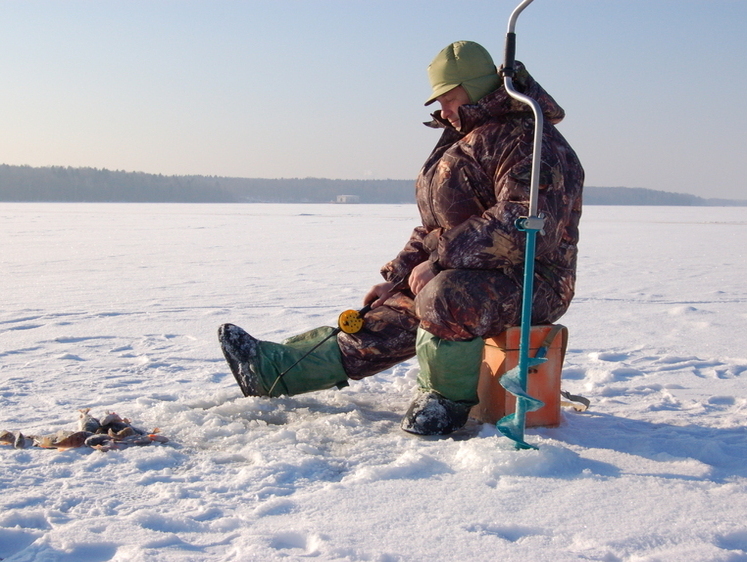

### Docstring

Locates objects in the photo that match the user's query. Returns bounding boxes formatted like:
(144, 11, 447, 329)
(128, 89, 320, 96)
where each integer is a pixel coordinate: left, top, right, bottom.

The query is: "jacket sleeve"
(380, 225, 433, 286)
(429, 133, 570, 272)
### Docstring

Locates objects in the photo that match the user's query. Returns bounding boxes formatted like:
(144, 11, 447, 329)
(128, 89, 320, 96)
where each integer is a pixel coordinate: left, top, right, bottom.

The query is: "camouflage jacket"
(381, 63, 584, 307)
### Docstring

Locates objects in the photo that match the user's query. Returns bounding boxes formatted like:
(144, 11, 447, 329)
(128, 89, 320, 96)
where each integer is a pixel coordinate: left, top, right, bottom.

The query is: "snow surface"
(1, 202, 746, 562)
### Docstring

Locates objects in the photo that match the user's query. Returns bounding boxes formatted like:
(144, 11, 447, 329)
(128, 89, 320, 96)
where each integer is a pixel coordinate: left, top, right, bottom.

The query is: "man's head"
(433, 86, 471, 130)
(425, 41, 501, 108)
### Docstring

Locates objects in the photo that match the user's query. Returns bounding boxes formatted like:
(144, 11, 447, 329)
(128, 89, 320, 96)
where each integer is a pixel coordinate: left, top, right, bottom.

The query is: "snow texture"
(1, 203, 746, 562)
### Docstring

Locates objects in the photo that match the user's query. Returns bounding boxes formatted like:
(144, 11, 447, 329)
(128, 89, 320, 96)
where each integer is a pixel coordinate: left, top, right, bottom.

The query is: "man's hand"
(408, 261, 436, 295)
(364, 262, 437, 309)
(363, 281, 400, 309)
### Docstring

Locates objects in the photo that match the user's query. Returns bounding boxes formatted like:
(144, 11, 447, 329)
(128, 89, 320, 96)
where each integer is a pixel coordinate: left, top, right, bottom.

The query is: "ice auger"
(495, 0, 548, 450)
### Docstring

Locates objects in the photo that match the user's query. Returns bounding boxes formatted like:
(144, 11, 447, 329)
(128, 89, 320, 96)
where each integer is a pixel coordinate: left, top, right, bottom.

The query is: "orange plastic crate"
(470, 325, 568, 428)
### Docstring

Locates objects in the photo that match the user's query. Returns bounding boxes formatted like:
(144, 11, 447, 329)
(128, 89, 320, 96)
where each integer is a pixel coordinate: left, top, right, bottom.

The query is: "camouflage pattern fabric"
(340, 63, 584, 380)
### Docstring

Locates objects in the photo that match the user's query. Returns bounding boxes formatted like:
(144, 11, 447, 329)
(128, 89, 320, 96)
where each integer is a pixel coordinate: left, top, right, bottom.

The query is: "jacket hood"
(426, 61, 566, 133)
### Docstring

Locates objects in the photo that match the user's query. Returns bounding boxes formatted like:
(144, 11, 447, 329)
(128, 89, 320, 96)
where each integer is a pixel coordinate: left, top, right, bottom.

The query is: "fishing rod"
(495, 0, 548, 450)
(266, 277, 409, 395)
(266, 303, 372, 396)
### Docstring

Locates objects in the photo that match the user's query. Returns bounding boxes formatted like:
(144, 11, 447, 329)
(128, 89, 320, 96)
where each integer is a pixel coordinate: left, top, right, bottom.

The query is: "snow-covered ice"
(1, 202, 746, 561)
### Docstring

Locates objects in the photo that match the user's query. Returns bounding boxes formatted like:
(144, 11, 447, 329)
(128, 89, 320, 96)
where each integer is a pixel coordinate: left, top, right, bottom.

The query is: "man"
(219, 40, 583, 436)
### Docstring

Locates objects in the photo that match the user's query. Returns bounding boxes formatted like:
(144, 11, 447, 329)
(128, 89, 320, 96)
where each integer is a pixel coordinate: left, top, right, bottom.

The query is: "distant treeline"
(1, 164, 744, 206)
(0, 165, 413, 204)
(583, 186, 745, 207)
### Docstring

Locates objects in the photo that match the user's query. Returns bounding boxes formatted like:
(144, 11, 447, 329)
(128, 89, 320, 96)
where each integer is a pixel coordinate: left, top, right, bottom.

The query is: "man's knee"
(415, 269, 521, 340)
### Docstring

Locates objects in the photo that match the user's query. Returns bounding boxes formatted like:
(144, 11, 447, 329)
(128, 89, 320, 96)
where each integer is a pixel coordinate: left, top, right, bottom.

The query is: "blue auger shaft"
(513, 223, 540, 448)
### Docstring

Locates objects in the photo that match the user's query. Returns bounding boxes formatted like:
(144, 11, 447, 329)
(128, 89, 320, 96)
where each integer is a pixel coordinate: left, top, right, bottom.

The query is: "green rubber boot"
(401, 327, 484, 435)
(219, 324, 349, 398)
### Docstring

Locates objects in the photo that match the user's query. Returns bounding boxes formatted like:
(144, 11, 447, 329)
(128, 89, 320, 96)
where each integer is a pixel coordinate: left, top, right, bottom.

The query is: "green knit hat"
(425, 41, 502, 106)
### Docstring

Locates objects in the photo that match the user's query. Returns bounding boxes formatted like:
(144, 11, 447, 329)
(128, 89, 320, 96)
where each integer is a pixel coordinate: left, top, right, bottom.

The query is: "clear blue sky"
(1, 1, 745, 199)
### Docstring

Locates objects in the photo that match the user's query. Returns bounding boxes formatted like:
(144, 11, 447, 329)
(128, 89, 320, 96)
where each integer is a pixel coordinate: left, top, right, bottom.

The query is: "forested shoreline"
(1, 164, 743, 206)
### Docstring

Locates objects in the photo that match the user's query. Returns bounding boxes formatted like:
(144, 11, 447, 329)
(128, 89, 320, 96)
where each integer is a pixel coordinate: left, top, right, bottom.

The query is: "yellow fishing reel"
(337, 304, 372, 334)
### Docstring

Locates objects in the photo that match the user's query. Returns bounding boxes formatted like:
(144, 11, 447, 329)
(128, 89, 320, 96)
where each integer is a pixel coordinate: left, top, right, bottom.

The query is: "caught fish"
(55, 431, 93, 449)
(109, 426, 136, 439)
(14, 432, 33, 449)
(78, 409, 102, 433)
(122, 435, 153, 446)
(1, 409, 170, 451)
(99, 411, 123, 426)
(34, 435, 58, 449)
(84, 434, 112, 447)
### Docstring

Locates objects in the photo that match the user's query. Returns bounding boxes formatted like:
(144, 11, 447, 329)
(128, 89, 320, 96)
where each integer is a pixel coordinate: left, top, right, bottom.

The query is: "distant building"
(336, 194, 360, 204)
